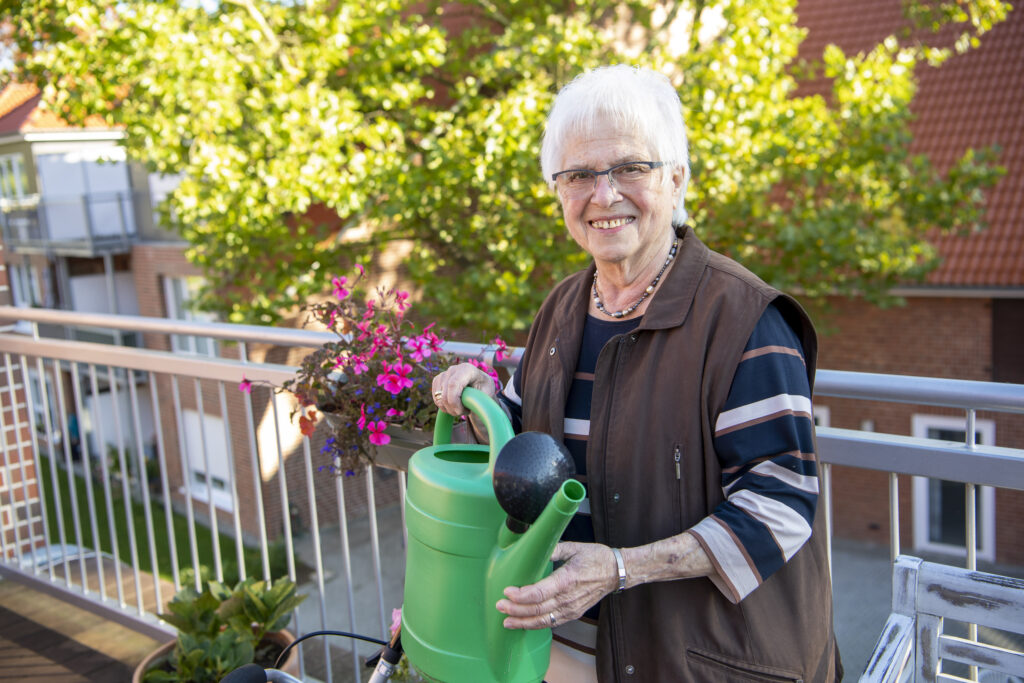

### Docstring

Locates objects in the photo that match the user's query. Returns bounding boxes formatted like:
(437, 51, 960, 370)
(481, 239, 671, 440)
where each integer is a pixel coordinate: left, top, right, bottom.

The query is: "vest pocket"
(685, 647, 803, 683)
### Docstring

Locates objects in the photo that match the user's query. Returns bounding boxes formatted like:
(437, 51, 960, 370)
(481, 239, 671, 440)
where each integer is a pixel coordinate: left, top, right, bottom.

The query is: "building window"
(992, 299, 1024, 383)
(8, 263, 43, 307)
(0, 154, 28, 201)
(27, 368, 60, 444)
(181, 409, 234, 512)
(911, 414, 996, 561)
(163, 276, 216, 356)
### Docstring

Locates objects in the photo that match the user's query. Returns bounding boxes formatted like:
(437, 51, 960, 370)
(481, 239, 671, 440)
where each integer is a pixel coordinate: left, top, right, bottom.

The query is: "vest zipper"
(674, 446, 681, 479)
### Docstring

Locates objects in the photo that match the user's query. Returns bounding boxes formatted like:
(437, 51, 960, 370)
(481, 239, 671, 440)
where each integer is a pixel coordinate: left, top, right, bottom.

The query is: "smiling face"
(556, 117, 684, 276)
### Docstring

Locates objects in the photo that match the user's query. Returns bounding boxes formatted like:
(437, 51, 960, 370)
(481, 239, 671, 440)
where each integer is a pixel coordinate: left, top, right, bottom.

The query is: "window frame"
(162, 276, 217, 356)
(911, 414, 996, 561)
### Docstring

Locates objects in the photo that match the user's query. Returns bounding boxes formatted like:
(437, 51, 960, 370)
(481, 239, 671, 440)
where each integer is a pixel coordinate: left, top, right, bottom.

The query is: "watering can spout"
(485, 478, 585, 681)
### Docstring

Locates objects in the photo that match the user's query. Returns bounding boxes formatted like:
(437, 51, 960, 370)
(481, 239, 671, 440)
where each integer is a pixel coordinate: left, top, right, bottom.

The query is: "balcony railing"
(0, 192, 144, 256)
(0, 306, 1022, 682)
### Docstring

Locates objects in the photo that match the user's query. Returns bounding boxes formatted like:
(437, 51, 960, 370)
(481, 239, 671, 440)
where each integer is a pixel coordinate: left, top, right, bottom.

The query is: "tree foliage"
(2, 0, 1009, 331)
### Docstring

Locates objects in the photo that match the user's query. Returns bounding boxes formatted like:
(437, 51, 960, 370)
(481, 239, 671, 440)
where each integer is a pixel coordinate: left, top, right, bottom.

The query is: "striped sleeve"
(689, 302, 818, 604)
(497, 363, 523, 433)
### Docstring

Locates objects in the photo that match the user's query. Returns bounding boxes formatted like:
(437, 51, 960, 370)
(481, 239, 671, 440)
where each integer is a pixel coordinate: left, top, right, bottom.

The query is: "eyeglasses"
(551, 161, 666, 197)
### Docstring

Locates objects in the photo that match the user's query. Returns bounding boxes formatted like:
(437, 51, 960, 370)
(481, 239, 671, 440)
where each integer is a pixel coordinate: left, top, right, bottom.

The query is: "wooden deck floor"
(0, 574, 168, 682)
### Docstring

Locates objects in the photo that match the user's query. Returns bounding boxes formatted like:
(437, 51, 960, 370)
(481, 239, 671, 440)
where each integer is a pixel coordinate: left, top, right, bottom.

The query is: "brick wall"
(0, 361, 45, 562)
(817, 295, 1024, 565)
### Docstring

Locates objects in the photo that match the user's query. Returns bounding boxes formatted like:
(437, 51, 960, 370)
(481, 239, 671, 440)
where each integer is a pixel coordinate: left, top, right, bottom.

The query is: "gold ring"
(433, 390, 443, 399)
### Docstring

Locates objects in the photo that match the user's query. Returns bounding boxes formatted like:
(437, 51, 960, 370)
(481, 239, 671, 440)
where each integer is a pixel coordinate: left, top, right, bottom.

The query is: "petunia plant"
(244, 266, 506, 475)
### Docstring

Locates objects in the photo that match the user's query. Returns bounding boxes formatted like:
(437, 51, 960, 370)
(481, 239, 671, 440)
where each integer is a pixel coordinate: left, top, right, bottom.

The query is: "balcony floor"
(0, 577, 164, 682)
(2, 532, 1021, 682)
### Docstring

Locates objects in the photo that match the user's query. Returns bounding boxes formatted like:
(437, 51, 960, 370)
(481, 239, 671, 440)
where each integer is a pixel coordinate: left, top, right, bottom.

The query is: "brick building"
(797, 0, 1024, 565)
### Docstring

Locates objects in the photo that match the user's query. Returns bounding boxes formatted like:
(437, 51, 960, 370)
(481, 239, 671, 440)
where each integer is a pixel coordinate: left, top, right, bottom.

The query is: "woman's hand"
(496, 542, 618, 630)
(431, 362, 497, 417)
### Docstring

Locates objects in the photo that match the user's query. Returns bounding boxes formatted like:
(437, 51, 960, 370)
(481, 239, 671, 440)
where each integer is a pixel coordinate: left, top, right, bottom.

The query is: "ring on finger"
(548, 612, 556, 627)
(433, 390, 443, 400)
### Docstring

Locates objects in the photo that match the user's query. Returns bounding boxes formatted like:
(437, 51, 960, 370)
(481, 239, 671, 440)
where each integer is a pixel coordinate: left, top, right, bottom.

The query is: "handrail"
(0, 305, 524, 364)
(3, 306, 1020, 412)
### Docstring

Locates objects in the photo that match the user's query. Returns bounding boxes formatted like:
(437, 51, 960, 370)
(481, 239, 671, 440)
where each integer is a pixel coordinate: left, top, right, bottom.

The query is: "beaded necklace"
(591, 237, 679, 319)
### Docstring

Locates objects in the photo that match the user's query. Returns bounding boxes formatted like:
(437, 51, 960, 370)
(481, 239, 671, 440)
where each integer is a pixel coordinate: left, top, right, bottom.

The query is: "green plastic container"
(402, 388, 584, 683)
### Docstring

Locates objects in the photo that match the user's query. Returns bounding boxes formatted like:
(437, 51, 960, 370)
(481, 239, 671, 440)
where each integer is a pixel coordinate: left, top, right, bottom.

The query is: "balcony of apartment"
(0, 306, 1022, 683)
(0, 190, 145, 258)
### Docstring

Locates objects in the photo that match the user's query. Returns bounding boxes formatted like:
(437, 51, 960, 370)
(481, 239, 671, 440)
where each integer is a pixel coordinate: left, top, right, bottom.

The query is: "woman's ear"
(671, 165, 686, 209)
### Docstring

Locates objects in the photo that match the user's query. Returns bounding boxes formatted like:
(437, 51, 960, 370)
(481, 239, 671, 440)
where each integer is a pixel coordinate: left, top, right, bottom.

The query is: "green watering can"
(402, 387, 584, 683)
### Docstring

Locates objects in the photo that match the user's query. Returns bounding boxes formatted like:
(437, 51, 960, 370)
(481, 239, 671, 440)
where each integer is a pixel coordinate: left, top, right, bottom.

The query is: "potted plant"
(134, 577, 307, 683)
(242, 265, 507, 475)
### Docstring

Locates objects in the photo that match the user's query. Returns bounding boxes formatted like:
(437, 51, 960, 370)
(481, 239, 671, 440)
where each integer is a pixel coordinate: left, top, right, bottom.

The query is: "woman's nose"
(590, 173, 621, 206)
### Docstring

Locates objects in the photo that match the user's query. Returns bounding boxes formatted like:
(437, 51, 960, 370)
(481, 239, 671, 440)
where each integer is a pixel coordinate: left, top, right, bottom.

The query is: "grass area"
(37, 455, 291, 586)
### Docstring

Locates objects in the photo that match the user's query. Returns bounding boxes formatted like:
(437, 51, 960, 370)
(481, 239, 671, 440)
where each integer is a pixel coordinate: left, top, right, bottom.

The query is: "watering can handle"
(432, 387, 515, 473)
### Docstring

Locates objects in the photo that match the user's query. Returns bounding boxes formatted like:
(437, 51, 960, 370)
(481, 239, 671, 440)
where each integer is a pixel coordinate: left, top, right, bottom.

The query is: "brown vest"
(516, 227, 839, 682)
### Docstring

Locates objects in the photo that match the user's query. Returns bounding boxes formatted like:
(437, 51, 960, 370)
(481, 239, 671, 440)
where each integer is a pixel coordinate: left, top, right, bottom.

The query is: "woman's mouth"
(590, 217, 635, 230)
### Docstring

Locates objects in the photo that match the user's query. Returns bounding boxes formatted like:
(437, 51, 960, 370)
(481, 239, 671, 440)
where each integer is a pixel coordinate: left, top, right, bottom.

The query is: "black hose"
(273, 629, 389, 669)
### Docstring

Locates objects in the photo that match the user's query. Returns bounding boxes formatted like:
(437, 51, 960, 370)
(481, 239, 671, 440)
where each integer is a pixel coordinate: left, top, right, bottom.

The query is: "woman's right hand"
(431, 362, 497, 417)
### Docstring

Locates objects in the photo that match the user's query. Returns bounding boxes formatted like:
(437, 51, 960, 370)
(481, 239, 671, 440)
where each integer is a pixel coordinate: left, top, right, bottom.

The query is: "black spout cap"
(493, 431, 575, 527)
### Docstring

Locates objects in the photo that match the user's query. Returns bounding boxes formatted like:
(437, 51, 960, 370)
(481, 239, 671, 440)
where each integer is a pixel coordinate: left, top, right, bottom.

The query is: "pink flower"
(355, 264, 365, 276)
(363, 300, 376, 320)
(390, 607, 402, 639)
(493, 336, 509, 362)
(395, 291, 410, 312)
(350, 356, 369, 375)
(368, 421, 390, 446)
(357, 404, 367, 431)
(423, 325, 444, 354)
(406, 335, 430, 362)
(332, 276, 350, 300)
(376, 361, 414, 395)
(238, 377, 252, 394)
(386, 408, 404, 417)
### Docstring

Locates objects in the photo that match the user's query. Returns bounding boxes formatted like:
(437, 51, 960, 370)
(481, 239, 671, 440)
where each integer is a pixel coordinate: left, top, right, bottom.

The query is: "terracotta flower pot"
(131, 629, 299, 683)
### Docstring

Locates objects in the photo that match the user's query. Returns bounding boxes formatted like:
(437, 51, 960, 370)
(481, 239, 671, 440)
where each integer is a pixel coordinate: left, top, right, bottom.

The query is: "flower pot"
(320, 413, 432, 472)
(131, 629, 298, 683)
(371, 426, 433, 471)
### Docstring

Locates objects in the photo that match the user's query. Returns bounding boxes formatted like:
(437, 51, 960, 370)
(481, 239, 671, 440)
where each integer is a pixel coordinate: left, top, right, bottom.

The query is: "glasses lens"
(610, 163, 654, 188)
(557, 170, 596, 195)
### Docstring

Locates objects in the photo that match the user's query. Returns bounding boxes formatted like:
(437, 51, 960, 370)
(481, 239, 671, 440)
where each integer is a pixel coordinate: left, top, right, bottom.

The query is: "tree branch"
(225, 0, 301, 77)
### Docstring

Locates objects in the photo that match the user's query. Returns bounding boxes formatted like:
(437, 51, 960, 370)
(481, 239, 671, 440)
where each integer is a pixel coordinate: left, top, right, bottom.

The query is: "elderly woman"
(432, 65, 841, 683)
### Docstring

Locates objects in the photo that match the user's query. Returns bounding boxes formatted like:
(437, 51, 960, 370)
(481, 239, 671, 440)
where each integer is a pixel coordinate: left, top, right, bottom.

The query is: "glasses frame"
(551, 160, 666, 195)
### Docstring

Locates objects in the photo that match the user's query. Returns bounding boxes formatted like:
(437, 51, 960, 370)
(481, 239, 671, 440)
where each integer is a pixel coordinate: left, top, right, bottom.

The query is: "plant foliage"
(243, 265, 506, 473)
(1, 0, 1010, 331)
(144, 577, 306, 683)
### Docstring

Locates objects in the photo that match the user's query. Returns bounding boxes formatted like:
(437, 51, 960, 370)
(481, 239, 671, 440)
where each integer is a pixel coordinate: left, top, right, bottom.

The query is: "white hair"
(540, 65, 691, 226)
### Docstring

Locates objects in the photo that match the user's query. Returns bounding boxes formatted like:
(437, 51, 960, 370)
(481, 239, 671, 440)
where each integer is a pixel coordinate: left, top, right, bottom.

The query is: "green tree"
(2, 0, 1009, 332)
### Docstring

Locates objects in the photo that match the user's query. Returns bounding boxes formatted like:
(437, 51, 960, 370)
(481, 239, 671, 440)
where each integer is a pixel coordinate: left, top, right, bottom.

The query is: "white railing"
(0, 306, 1022, 682)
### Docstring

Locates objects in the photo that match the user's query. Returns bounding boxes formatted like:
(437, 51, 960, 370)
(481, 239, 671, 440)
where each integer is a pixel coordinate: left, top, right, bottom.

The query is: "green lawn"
(37, 455, 290, 585)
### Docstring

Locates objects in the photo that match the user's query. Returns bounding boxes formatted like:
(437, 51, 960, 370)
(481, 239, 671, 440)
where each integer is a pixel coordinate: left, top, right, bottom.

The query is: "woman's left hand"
(496, 541, 618, 630)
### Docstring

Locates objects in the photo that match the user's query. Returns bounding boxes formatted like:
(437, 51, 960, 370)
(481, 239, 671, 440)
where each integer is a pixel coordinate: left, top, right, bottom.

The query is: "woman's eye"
(617, 164, 647, 176)
(567, 171, 593, 183)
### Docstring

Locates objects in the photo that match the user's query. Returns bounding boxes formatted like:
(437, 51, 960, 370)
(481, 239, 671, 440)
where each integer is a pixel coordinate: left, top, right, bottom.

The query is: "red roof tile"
(0, 82, 108, 134)
(796, 0, 1024, 287)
